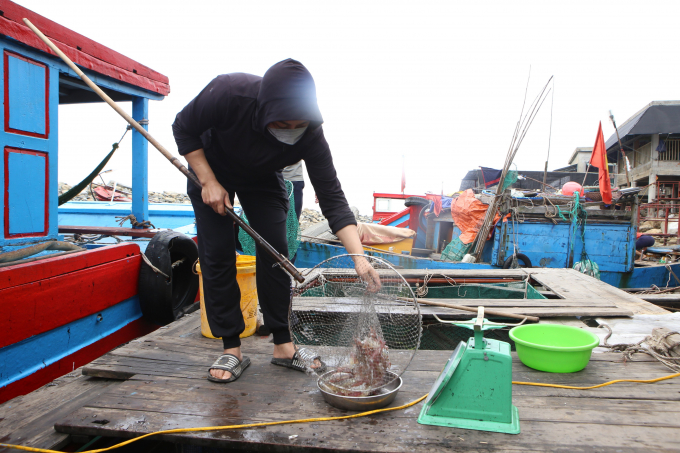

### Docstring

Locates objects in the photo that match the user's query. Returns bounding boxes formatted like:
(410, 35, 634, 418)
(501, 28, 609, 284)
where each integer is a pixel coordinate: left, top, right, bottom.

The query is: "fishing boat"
(298, 189, 680, 291)
(0, 1, 198, 403)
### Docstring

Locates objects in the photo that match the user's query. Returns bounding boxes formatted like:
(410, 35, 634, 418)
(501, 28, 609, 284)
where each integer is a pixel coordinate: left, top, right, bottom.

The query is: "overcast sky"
(21, 0, 680, 214)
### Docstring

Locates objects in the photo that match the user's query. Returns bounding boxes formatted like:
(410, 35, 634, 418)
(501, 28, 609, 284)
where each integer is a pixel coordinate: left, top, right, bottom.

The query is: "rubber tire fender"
(502, 253, 532, 269)
(404, 196, 430, 207)
(138, 231, 199, 325)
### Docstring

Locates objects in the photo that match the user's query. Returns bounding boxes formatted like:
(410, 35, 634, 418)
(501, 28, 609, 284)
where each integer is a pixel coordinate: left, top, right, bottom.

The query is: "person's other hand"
(354, 256, 381, 292)
(202, 180, 232, 215)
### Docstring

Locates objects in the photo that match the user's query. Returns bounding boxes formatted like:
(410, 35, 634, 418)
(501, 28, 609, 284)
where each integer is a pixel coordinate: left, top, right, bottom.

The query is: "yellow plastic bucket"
(196, 255, 258, 339)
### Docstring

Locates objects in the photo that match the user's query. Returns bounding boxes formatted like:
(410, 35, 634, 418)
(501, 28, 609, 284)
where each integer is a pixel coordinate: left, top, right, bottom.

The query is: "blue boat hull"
(296, 240, 680, 290)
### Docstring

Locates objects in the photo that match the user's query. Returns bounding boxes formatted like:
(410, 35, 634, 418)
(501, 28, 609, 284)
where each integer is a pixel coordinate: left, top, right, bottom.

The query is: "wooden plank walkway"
(365, 268, 667, 315)
(295, 297, 633, 318)
(50, 312, 680, 452)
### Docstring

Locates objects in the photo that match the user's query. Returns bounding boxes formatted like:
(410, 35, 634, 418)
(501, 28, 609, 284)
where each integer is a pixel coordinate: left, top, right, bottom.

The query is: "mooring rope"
(598, 324, 680, 372)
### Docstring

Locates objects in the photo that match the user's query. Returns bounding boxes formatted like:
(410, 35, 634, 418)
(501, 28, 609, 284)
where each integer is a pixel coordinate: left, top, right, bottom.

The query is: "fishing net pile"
(239, 179, 300, 259)
(290, 255, 421, 397)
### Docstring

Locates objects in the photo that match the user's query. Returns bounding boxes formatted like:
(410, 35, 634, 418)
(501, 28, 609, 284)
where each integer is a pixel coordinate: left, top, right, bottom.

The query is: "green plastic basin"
(509, 324, 600, 373)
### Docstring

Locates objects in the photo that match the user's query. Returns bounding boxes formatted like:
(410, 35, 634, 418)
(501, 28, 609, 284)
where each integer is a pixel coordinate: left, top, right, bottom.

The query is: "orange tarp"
(450, 189, 499, 244)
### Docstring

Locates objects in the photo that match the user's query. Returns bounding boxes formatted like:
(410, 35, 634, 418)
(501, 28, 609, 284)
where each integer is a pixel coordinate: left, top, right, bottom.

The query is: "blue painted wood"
(295, 241, 495, 270)
(496, 221, 570, 269)
(0, 296, 142, 389)
(6, 53, 46, 135)
(7, 150, 46, 235)
(385, 213, 409, 227)
(0, 44, 59, 246)
(296, 239, 673, 289)
(572, 224, 634, 273)
(131, 97, 149, 225)
(600, 262, 680, 288)
(58, 201, 197, 230)
(0, 38, 163, 247)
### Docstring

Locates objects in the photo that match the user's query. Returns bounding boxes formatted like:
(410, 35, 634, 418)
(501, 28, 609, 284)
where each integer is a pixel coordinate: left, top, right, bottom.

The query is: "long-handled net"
(290, 255, 421, 397)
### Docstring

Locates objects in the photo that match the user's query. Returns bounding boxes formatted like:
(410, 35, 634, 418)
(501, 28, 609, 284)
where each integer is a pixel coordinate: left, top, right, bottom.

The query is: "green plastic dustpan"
(509, 324, 600, 373)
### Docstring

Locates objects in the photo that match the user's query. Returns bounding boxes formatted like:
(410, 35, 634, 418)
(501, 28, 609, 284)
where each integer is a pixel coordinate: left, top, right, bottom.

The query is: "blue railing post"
(131, 96, 149, 226)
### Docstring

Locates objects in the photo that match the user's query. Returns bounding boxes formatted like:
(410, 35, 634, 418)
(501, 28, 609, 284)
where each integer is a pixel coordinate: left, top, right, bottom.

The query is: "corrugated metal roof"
(606, 102, 680, 150)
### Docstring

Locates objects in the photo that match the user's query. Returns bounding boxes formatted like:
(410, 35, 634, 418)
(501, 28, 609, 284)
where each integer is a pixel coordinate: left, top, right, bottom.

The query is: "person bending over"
(172, 58, 379, 383)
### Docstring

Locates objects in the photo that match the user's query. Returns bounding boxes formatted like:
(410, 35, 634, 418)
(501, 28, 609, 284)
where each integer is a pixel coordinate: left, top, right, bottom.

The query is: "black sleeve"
(172, 76, 231, 156)
(303, 129, 357, 234)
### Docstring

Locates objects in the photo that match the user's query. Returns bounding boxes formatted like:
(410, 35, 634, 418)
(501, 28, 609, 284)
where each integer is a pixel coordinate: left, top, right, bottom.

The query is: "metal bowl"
(317, 371, 402, 411)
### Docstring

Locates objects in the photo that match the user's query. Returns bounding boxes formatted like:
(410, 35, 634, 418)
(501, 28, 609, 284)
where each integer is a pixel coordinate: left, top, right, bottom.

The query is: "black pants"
(188, 178, 292, 349)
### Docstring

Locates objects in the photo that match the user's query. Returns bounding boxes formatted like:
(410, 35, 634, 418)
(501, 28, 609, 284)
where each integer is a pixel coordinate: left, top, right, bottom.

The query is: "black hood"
(253, 59, 323, 134)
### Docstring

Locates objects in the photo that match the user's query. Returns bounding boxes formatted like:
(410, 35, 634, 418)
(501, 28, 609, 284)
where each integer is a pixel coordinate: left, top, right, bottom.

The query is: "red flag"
(589, 122, 612, 204)
(401, 157, 406, 193)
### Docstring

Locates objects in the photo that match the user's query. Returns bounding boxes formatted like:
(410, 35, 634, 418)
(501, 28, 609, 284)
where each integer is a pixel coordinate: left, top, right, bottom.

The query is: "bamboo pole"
(23, 18, 304, 283)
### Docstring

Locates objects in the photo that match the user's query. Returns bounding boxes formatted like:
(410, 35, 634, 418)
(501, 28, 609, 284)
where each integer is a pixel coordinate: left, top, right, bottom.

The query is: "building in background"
(552, 147, 593, 173)
(605, 101, 680, 203)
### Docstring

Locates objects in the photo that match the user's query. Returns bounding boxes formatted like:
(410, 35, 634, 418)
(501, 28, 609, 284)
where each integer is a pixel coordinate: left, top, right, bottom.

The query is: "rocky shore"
(58, 182, 370, 230)
(58, 182, 191, 204)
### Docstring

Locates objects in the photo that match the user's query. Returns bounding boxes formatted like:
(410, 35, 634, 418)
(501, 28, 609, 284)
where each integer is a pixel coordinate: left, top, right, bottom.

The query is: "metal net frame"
(290, 254, 421, 396)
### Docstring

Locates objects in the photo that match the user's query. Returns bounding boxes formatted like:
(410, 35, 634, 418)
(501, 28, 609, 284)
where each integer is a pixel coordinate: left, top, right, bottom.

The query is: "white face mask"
(268, 126, 308, 145)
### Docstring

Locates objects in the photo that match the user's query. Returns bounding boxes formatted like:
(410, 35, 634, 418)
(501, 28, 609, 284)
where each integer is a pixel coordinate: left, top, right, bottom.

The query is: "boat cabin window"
(375, 198, 406, 212)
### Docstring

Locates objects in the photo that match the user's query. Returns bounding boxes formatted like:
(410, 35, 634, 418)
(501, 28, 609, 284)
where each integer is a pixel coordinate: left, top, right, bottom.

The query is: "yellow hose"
(512, 371, 680, 390)
(2, 372, 678, 453)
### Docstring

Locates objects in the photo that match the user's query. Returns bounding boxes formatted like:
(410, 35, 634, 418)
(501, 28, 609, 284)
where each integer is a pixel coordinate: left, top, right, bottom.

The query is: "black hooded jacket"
(172, 59, 356, 234)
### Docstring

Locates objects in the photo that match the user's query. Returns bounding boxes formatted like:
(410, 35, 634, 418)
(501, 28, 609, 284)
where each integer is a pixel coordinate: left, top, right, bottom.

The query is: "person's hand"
(353, 255, 381, 292)
(202, 179, 232, 215)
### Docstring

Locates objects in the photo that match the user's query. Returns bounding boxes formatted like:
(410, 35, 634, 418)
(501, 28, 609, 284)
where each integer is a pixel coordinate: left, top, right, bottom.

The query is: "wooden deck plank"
(55, 358, 680, 452)
(58, 313, 680, 453)
(297, 297, 621, 308)
(294, 299, 632, 318)
(0, 370, 123, 451)
(527, 269, 668, 315)
(310, 267, 667, 316)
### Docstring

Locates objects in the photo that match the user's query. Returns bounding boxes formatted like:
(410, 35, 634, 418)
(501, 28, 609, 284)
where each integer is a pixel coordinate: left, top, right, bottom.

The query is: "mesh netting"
(291, 254, 421, 397)
(441, 237, 471, 262)
(239, 180, 300, 259)
(502, 169, 518, 192)
(419, 282, 546, 300)
(574, 258, 601, 279)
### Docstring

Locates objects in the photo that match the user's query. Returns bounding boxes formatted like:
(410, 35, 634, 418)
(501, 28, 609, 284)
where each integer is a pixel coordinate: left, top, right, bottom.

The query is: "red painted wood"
(0, 243, 140, 291)
(0, 0, 168, 84)
(3, 50, 50, 138)
(3, 147, 49, 238)
(378, 207, 409, 227)
(407, 205, 424, 232)
(58, 225, 160, 238)
(0, 317, 157, 404)
(0, 255, 142, 348)
(0, 15, 170, 96)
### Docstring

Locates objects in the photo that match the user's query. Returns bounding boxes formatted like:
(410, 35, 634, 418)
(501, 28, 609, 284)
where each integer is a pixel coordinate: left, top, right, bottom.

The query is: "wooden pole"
(22, 18, 305, 283)
(581, 162, 591, 187)
(398, 296, 539, 322)
(609, 111, 631, 187)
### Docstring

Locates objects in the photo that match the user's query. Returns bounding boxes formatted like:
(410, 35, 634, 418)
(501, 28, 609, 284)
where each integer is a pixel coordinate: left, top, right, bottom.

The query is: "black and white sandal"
(271, 348, 326, 374)
(207, 354, 250, 383)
